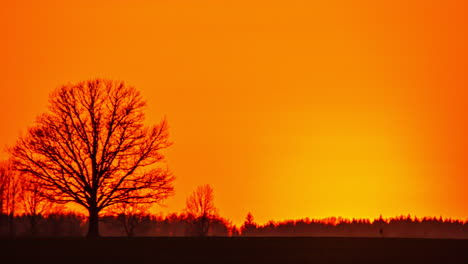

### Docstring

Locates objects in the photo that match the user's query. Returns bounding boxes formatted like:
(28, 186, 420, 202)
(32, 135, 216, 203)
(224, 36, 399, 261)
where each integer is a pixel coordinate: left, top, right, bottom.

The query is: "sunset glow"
(1, 0, 467, 225)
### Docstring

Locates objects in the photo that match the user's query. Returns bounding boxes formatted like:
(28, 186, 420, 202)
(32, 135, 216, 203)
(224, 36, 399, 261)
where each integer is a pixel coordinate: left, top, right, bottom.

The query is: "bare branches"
(10, 79, 174, 237)
(0, 161, 23, 236)
(0, 161, 22, 216)
(109, 200, 151, 237)
(185, 184, 218, 236)
(22, 178, 52, 217)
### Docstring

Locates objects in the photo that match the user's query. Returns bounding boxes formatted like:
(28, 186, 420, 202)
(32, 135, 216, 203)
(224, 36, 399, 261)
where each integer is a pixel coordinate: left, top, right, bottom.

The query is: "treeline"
(1, 212, 467, 238)
(0, 212, 233, 237)
(242, 215, 468, 239)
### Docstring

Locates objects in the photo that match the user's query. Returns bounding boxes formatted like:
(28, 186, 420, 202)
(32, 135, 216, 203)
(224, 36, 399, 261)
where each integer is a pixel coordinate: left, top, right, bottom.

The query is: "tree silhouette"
(245, 212, 255, 226)
(0, 162, 7, 229)
(185, 184, 217, 236)
(10, 79, 174, 237)
(0, 161, 22, 237)
(241, 212, 257, 236)
(111, 200, 151, 237)
(21, 177, 52, 236)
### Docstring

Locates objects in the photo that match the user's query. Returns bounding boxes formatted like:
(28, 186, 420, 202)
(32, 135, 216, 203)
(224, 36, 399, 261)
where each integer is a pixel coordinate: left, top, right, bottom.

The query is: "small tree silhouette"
(0, 161, 22, 237)
(0, 162, 7, 234)
(241, 212, 257, 236)
(245, 212, 255, 226)
(21, 178, 52, 236)
(111, 201, 151, 237)
(185, 184, 218, 237)
(10, 79, 174, 237)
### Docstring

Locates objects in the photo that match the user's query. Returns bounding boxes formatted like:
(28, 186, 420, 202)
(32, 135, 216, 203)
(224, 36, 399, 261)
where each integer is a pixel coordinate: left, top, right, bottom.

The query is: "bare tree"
(110, 200, 151, 237)
(0, 161, 22, 237)
(10, 79, 174, 237)
(185, 184, 217, 237)
(22, 178, 52, 236)
(0, 162, 8, 235)
(0, 162, 7, 220)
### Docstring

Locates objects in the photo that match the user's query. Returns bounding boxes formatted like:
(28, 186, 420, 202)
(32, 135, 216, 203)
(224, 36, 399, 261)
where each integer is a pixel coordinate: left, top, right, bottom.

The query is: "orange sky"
(1, 0, 467, 225)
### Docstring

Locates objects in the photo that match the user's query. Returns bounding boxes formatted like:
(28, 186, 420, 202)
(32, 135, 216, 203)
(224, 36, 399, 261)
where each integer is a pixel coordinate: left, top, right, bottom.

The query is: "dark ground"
(0, 237, 467, 263)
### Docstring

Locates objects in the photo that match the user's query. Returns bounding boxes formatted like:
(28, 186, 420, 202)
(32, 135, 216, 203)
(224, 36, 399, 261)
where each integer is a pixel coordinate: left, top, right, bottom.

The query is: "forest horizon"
(2, 0, 468, 229)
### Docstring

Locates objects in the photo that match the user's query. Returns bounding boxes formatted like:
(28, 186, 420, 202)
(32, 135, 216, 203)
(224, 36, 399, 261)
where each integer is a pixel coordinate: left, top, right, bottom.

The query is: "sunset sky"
(1, 0, 467, 225)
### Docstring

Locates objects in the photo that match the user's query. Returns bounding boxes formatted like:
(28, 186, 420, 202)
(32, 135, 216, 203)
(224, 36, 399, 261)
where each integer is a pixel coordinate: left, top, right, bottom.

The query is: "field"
(1, 237, 467, 263)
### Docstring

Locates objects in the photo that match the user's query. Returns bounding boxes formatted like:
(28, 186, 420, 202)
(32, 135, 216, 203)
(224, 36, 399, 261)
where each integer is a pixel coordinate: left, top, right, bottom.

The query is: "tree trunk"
(87, 208, 100, 238)
(29, 214, 37, 236)
(8, 213, 15, 238)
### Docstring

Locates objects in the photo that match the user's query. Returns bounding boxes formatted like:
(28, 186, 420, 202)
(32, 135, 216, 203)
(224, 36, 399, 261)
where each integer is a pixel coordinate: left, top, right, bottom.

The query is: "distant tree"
(229, 225, 240, 236)
(10, 79, 174, 237)
(0, 161, 22, 237)
(185, 184, 218, 236)
(245, 212, 255, 226)
(21, 178, 52, 236)
(241, 212, 257, 236)
(111, 201, 151, 237)
(0, 162, 7, 221)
